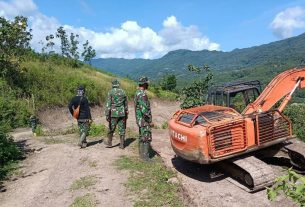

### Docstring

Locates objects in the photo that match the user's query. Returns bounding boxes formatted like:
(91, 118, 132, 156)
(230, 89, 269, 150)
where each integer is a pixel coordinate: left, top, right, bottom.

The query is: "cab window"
(194, 116, 207, 125)
(178, 113, 195, 124)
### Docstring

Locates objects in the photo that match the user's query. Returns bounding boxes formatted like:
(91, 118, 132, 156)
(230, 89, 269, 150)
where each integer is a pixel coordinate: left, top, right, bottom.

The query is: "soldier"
(29, 115, 38, 136)
(105, 79, 128, 149)
(68, 85, 92, 148)
(134, 76, 154, 161)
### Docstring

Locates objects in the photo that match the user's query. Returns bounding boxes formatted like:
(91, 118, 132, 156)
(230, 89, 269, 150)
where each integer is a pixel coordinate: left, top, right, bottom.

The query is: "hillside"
(92, 32, 305, 84)
(1, 53, 167, 133)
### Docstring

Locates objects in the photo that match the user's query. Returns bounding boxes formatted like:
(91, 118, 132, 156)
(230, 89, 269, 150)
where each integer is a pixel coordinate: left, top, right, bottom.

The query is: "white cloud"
(160, 16, 219, 52)
(0, 0, 37, 19)
(270, 6, 305, 39)
(0, 0, 220, 59)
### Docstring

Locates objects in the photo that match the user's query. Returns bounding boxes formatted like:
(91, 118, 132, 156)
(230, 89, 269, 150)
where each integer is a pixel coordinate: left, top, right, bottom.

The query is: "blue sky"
(2, 0, 305, 59)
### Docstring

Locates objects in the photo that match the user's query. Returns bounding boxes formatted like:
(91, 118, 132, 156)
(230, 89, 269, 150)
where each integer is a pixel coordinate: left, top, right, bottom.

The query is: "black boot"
(79, 133, 87, 148)
(119, 135, 125, 149)
(105, 133, 113, 148)
(142, 142, 151, 161)
(139, 141, 144, 160)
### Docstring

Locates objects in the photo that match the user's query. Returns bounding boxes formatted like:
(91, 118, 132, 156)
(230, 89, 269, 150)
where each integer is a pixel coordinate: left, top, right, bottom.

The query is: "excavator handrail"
(242, 68, 305, 115)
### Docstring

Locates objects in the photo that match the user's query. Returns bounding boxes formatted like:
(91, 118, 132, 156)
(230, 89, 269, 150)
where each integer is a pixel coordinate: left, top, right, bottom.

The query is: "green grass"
(70, 175, 97, 191)
(161, 121, 168, 129)
(115, 156, 183, 207)
(88, 124, 107, 137)
(70, 193, 96, 207)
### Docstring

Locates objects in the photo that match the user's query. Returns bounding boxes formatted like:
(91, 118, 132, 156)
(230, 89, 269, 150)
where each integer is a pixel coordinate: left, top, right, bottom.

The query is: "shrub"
(284, 104, 305, 141)
(267, 168, 305, 206)
(0, 133, 22, 179)
(0, 133, 21, 166)
(179, 64, 213, 109)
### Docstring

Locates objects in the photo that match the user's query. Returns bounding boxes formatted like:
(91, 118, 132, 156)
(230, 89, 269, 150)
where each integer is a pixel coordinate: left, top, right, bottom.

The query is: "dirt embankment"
(38, 99, 177, 132)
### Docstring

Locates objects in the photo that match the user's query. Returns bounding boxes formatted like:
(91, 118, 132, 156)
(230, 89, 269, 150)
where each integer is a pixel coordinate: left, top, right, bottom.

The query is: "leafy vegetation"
(115, 155, 183, 207)
(0, 133, 22, 179)
(0, 16, 32, 87)
(267, 168, 305, 206)
(160, 74, 177, 91)
(0, 16, 30, 180)
(284, 104, 305, 141)
(179, 64, 213, 109)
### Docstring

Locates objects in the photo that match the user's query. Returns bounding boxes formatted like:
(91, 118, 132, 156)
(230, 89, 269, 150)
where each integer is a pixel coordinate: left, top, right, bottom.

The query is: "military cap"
(112, 79, 120, 87)
(138, 76, 149, 84)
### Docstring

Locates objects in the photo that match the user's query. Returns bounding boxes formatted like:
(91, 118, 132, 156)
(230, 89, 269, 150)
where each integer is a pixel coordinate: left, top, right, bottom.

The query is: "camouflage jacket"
(105, 87, 128, 118)
(134, 89, 152, 127)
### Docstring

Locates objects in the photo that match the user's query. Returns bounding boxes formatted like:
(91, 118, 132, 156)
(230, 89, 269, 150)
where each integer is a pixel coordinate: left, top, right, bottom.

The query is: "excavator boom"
(243, 68, 305, 115)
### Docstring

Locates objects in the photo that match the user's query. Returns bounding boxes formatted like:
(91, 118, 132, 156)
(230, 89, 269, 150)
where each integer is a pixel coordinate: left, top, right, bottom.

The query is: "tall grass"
(22, 59, 137, 108)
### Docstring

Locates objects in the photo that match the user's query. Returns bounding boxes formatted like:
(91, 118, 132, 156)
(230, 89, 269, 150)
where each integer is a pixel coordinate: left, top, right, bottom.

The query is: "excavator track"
(285, 139, 305, 170)
(217, 155, 276, 192)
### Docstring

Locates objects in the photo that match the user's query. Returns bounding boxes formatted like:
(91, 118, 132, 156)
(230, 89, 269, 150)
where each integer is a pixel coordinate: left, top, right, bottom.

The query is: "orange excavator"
(169, 67, 305, 191)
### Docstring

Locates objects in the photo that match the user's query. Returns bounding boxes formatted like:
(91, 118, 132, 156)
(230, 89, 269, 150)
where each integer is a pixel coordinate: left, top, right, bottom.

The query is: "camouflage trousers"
(138, 125, 152, 143)
(108, 117, 127, 136)
(78, 121, 90, 145)
(78, 121, 90, 136)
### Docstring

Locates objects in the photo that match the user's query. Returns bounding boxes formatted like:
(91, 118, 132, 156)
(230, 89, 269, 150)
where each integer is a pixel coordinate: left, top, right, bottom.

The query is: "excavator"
(168, 67, 305, 192)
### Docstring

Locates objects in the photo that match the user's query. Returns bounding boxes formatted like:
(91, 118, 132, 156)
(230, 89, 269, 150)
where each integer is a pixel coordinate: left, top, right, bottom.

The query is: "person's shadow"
(87, 139, 103, 147)
(124, 137, 136, 147)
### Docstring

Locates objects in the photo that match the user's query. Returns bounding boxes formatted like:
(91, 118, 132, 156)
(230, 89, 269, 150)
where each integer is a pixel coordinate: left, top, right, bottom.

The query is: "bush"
(179, 65, 213, 109)
(0, 80, 31, 132)
(0, 133, 21, 165)
(284, 104, 305, 141)
(267, 168, 305, 206)
(0, 133, 22, 179)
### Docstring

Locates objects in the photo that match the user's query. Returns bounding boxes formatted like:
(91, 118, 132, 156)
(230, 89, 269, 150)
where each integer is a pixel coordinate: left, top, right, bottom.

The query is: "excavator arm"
(243, 68, 305, 115)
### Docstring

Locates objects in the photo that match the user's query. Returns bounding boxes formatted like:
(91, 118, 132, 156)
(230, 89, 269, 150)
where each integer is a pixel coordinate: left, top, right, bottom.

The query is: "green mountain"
(91, 33, 305, 84)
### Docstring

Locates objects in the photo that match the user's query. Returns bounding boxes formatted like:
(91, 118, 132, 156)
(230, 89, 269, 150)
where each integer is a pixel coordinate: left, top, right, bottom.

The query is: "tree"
(81, 40, 96, 65)
(45, 34, 55, 54)
(56, 26, 70, 58)
(69, 33, 79, 60)
(160, 74, 177, 91)
(179, 64, 213, 109)
(0, 16, 32, 86)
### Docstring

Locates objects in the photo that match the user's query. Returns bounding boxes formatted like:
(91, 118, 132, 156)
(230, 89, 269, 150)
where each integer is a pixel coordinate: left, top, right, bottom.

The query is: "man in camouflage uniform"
(134, 76, 154, 161)
(105, 79, 128, 149)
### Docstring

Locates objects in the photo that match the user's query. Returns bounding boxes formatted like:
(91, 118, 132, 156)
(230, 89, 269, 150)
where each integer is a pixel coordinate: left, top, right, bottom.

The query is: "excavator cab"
(207, 80, 261, 112)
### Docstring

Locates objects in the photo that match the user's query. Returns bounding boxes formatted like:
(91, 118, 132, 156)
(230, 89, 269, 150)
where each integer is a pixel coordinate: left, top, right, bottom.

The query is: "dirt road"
(0, 129, 133, 207)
